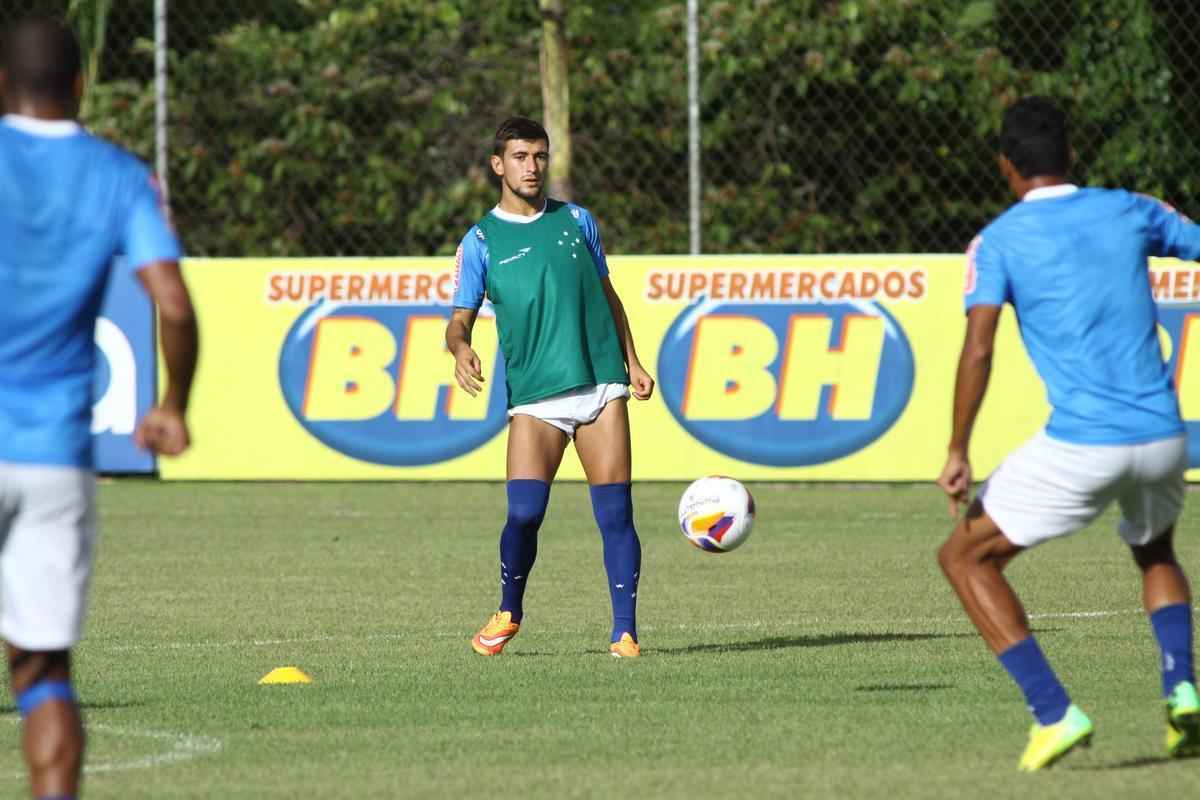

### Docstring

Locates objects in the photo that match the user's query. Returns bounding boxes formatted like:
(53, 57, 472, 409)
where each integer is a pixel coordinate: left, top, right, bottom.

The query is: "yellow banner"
(162, 256, 1198, 480)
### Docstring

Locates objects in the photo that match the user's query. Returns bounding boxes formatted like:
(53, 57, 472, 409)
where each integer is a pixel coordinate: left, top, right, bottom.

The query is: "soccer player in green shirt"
(446, 117, 654, 658)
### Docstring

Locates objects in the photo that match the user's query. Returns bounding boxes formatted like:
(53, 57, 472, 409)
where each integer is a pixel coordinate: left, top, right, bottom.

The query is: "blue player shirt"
(0, 115, 182, 468)
(965, 185, 1200, 445)
(452, 201, 609, 309)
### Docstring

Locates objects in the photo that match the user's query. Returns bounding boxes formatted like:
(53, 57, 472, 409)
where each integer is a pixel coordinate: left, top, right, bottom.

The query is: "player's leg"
(0, 463, 95, 798)
(1131, 529, 1193, 693)
(937, 501, 1030, 653)
(501, 414, 570, 617)
(1118, 434, 1197, 756)
(938, 501, 1093, 770)
(8, 647, 83, 799)
(471, 413, 569, 655)
(574, 393, 641, 656)
(938, 433, 1117, 769)
(1130, 527, 1200, 756)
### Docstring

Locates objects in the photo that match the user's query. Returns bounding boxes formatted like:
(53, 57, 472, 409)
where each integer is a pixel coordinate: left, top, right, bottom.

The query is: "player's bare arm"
(135, 259, 197, 456)
(937, 304, 1001, 516)
(599, 276, 654, 401)
(446, 307, 484, 397)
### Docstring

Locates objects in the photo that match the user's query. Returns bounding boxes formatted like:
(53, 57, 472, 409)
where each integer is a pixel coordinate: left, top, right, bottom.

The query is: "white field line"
(1029, 609, 1142, 620)
(3, 720, 221, 780)
(91, 608, 1156, 654)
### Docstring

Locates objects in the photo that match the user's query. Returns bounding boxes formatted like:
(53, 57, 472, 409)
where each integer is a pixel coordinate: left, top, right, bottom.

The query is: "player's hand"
(134, 406, 191, 456)
(936, 449, 973, 518)
(452, 345, 485, 397)
(628, 362, 655, 401)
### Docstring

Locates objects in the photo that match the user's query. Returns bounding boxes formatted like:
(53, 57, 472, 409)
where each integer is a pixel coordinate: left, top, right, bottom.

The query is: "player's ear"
(997, 154, 1016, 180)
(72, 71, 84, 113)
(490, 153, 504, 177)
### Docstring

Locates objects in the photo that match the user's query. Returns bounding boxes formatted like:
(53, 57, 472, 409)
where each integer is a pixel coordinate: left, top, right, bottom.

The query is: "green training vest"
(476, 200, 629, 408)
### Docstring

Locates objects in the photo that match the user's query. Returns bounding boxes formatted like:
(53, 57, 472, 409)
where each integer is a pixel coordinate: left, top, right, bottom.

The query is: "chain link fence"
(3, 1, 1200, 257)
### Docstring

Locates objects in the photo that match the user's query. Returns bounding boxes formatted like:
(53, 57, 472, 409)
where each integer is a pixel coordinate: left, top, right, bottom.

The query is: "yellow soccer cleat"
(609, 633, 641, 658)
(1017, 705, 1093, 771)
(471, 611, 520, 656)
(1166, 681, 1200, 758)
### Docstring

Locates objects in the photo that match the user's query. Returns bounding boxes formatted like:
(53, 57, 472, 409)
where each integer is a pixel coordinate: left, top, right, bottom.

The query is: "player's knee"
(1131, 530, 1177, 570)
(8, 648, 70, 685)
(936, 538, 960, 578)
(504, 480, 550, 531)
(589, 483, 635, 534)
(937, 528, 977, 579)
(506, 502, 546, 531)
(592, 505, 635, 535)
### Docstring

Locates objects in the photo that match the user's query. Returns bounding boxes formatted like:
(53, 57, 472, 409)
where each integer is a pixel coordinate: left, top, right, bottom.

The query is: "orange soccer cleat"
(609, 632, 641, 658)
(471, 611, 520, 656)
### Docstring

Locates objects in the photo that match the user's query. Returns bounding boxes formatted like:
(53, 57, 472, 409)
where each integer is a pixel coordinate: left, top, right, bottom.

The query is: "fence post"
(154, 0, 168, 200)
(687, 0, 700, 255)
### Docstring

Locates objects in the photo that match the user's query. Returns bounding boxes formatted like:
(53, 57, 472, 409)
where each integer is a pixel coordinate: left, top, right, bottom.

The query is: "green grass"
(3, 482, 1200, 798)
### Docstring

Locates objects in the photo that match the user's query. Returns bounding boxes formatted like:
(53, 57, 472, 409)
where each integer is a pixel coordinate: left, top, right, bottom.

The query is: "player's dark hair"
(493, 116, 549, 156)
(1000, 96, 1070, 179)
(1, 15, 81, 102)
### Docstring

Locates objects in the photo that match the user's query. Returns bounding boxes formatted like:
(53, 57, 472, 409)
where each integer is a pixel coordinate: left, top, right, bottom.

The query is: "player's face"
(492, 139, 550, 201)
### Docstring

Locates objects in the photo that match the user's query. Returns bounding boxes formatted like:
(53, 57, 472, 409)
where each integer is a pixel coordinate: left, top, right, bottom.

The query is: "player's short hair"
(1, 15, 81, 102)
(493, 117, 549, 156)
(1000, 96, 1070, 179)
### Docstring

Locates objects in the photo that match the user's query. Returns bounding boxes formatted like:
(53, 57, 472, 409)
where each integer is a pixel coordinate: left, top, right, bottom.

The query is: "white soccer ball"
(677, 476, 756, 553)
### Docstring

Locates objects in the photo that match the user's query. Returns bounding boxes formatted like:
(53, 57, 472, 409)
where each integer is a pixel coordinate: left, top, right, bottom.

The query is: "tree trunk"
(539, 0, 573, 201)
(68, 0, 114, 122)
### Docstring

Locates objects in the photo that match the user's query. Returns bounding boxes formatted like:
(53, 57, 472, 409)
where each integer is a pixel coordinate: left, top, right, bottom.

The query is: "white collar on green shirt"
(491, 201, 548, 224)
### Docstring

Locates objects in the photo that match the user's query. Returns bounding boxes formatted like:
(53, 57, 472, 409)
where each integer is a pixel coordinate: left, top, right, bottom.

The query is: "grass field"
(2, 481, 1200, 798)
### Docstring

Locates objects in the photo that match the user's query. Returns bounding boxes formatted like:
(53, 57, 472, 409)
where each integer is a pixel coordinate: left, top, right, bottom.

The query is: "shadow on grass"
(506, 629, 1064, 658)
(1072, 755, 1174, 771)
(653, 631, 975, 656)
(0, 700, 144, 715)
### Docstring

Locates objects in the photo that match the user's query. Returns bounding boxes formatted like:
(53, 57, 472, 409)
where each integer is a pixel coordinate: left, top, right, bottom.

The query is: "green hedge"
(80, 0, 1198, 256)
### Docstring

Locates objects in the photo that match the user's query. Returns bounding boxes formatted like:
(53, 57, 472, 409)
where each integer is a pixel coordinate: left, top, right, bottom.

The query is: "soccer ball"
(677, 476, 756, 553)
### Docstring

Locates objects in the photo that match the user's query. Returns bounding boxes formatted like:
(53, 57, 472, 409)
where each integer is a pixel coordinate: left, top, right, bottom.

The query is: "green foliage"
(82, 0, 1197, 255)
(67, 0, 114, 120)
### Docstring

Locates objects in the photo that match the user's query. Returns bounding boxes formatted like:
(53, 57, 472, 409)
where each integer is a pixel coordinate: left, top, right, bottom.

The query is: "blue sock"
(1151, 603, 1195, 696)
(998, 637, 1071, 725)
(498, 480, 550, 623)
(590, 483, 641, 643)
(16, 679, 75, 719)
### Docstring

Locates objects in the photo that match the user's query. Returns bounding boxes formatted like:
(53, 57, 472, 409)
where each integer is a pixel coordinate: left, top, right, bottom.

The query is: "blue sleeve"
(963, 231, 1009, 310)
(568, 204, 609, 279)
(1136, 193, 1200, 260)
(452, 227, 488, 309)
(121, 166, 182, 274)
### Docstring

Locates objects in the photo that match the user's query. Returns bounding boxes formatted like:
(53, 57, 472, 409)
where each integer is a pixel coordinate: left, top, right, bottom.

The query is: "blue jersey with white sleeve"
(452, 200, 609, 310)
(965, 185, 1200, 444)
(0, 116, 182, 467)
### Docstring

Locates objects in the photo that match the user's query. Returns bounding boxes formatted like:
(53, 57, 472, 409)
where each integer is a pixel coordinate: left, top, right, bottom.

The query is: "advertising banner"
(161, 256, 1198, 481)
(93, 260, 156, 473)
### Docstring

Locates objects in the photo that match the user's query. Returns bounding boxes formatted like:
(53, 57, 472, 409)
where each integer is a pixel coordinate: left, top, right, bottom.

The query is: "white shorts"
(0, 462, 96, 651)
(979, 431, 1187, 548)
(508, 383, 630, 436)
